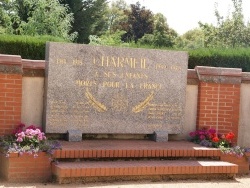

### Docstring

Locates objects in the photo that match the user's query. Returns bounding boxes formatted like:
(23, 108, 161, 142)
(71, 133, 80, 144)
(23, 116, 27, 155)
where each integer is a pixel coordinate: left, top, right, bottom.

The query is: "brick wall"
(1, 54, 250, 183)
(0, 55, 23, 135)
(196, 66, 242, 142)
(0, 54, 246, 143)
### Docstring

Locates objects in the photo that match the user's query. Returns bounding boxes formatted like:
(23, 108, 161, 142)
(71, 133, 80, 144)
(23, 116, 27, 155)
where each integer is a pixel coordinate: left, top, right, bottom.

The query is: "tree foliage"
(0, 1, 12, 34)
(199, 0, 250, 48)
(175, 28, 204, 49)
(0, 0, 75, 41)
(121, 2, 154, 43)
(106, 0, 128, 34)
(152, 13, 177, 47)
(89, 30, 126, 46)
(60, 0, 108, 43)
(2, 0, 250, 50)
(138, 13, 177, 48)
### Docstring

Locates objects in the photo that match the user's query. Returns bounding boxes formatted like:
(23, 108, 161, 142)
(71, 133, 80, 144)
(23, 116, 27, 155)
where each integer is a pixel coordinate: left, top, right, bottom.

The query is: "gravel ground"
(1, 174, 250, 188)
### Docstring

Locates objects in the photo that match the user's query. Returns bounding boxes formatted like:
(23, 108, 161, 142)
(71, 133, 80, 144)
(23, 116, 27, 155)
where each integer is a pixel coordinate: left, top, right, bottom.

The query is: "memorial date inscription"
(44, 42, 188, 136)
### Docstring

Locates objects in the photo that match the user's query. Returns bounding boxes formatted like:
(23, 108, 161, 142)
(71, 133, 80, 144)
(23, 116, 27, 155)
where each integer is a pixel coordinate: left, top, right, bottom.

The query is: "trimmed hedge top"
(1, 34, 250, 72)
(0, 34, 67, 60)
(188, 48, 250, 72)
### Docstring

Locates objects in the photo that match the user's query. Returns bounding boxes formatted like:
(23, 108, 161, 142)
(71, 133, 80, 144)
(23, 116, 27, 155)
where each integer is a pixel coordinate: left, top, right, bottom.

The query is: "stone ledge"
(187, 69, 198, 85)
(22, 59, 45, 77)
(0, 55, 22, 74)
(195, 66, 242, 84)
(242, 72, 250, 83)
(22, 59, 45, 69)
(0, 54, 22, 65)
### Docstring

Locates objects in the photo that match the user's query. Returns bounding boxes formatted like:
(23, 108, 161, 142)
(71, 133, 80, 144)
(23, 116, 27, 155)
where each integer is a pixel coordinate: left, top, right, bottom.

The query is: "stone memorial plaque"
(44, 42, 188, 137)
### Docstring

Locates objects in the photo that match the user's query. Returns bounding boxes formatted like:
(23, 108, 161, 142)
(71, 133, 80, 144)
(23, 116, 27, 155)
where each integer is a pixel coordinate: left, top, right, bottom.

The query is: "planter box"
(0, 152, 52, 183)
(245, 152, 250, 157)
(220, 153, 249, 174)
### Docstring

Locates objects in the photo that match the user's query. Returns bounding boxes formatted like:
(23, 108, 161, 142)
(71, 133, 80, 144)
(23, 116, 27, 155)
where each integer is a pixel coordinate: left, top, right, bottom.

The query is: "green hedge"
(127, 44, 250, 72)
(1, 35, 250, 72)
(188, 48, 250, 72)
(0, 34, 67, 60)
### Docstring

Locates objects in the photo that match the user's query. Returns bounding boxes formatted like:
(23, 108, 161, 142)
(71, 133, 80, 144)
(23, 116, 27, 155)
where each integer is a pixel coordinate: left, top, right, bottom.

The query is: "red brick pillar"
(195, 66, 242, 142)
(0, 55, 23, 135)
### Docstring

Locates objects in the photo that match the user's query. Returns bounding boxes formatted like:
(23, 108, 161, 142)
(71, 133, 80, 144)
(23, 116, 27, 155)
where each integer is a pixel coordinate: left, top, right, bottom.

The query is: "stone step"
(52, 160, 238, 184)
(53, 140, 221, 159)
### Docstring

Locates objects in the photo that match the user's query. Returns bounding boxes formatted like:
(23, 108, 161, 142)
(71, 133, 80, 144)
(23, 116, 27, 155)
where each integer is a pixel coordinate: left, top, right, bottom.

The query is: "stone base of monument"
(66, 132, 170, 142)
(51, 140, 243, 184)
(152, 131, 168, 142)
(67, 130, 82, 142)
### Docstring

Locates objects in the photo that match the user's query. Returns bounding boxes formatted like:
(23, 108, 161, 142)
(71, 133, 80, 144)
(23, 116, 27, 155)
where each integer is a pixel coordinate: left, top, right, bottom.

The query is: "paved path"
(1, 174, 250, 188)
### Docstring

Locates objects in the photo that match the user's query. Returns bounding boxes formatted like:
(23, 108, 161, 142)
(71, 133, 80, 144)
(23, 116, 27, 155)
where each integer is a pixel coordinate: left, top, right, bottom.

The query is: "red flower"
(12, 123, 25, 135)
(209, 133, 216, 139)
(226, 132, 235, 141)
(212, 137, 220, 143)
(26, 125, 39, 130)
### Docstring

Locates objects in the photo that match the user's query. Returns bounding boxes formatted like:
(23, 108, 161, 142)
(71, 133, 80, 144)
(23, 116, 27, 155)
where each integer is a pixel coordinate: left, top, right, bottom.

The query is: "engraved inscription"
(56, 58, 67, 64)
(44, 43, 187, 134)
(147, 103, 182, 124)
(85, 88, 107, 112)
(48, 100, 90, 126)
(93, 56, 148, 69)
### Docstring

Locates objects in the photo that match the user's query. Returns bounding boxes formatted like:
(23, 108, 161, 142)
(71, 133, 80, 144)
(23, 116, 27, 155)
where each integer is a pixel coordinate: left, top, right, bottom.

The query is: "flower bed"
(0, 123, 61, 182)
(189, 128, 235, 149)
(189, 128, 250, 174)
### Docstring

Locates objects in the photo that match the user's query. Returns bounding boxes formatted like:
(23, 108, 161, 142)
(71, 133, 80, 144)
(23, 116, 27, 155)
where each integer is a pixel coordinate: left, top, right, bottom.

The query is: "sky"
(123, 0, 250, 35)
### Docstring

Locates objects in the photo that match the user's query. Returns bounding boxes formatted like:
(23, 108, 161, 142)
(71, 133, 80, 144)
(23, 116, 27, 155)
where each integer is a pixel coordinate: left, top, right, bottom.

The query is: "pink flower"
(221, 134, 225, 139)
(16, 137, 23, 142)
(29, 130, 36, 136)
(199, 135, 205, 140)
(25, 129, 32, 135)
(38, 135, 43, 141)
(35, 129, 41, 134)
(17, 132, 25, 138)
